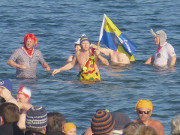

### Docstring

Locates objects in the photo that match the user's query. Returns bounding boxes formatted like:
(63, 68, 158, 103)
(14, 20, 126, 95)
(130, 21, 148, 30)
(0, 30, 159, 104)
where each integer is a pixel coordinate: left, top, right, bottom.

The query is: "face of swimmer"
(75, 44, 81, 52)
(81, 40, 90, 51)
(26, 39, 34, 50)
(16, 94, 29, 103)
(67, 128, 76, 135)
(137, 108, 152, 123)
(154, 36, 160, 46)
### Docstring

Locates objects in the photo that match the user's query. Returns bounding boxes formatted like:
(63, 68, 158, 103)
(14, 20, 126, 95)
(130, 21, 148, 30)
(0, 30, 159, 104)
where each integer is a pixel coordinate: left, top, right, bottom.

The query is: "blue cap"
(0, 79, 13, 92)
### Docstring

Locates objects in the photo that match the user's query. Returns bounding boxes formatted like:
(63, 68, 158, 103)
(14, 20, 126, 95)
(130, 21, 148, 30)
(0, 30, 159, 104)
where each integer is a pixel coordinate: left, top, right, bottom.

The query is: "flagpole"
(98, 14, 106, 49)
(97, 40, 101, 49)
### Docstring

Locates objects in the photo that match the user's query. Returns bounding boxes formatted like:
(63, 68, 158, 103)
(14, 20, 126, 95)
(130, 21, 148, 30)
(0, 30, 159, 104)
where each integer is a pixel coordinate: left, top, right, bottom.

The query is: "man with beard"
(133, 99, 165, 135)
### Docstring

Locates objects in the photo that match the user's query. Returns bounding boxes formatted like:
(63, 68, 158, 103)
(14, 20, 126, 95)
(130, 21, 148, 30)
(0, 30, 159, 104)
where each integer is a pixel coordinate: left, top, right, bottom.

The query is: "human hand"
(95, 49, 101, 56)
(52, 69, 60, 76)
(18, 65, 27, 70)
(90, 44, 97, 49)
(45, 66, 51, 72)
(0, 87, 11, 100)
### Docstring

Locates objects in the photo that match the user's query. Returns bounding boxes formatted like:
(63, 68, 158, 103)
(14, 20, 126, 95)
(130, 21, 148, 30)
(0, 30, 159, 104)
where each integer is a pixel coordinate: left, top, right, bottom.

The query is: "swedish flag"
(99, 14, 137, 61)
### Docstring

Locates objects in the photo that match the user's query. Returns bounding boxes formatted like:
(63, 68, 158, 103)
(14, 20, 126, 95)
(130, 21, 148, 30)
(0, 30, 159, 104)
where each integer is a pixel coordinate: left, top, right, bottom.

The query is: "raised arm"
(95, 49, 109, 66)
(52, 55, 77, 76)
(7, 59, 26, 70)
(18, 102, 33, 111)
(100, 48, 111, 56)
(0, 87, 32, 110)
(90, 44, 111, 57)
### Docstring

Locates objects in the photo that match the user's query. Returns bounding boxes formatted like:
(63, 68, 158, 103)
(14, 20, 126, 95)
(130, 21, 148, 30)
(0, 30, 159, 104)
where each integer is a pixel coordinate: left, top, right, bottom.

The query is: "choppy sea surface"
(1, 0, 180, 134)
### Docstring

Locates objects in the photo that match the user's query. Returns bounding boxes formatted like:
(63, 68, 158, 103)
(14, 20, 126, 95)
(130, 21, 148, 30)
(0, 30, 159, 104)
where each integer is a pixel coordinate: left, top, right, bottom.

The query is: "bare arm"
(145, 55, 154, 65)
(7, 59, 26, 70)
(42, 62, 51, 72)
(170, 55, 176, 66)
(156, 122, 165, 135)
(0, 88, 32, 110)
(67, 55, 73, 63)
(52, 55, 77, 76)
(95, 49, 109, 66)
(17, 102, 33, 111)
(97, 55, 109, 66)
(90, 44, 111, 57)
(100, 48, 111, 56)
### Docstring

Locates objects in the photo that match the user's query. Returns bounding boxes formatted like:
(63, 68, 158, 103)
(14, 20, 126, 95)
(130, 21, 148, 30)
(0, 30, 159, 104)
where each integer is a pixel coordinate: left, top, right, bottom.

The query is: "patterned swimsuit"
(9, 47, 45, 79)
(78, 48, 101, 81)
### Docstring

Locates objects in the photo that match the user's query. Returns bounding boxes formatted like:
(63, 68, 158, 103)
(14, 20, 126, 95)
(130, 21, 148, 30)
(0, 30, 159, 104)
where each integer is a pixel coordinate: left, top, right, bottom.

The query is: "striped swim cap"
(91, 110, 115, 134)
(80, 34, 91, 45)
(26, 106, 47, 129)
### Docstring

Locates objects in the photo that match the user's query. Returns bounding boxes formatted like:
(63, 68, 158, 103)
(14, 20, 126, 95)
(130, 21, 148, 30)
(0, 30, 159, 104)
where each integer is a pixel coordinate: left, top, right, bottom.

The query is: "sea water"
(0, 0, 180, 134)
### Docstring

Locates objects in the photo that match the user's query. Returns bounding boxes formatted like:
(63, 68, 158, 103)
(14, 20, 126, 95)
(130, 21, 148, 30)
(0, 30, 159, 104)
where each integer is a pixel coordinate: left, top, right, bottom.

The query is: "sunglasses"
(138, 110, 150, 114)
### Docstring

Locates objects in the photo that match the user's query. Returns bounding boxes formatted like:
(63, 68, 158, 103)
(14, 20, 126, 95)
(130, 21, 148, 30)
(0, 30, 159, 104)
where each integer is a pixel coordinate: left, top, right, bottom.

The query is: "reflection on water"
(105, 64, 130, 77)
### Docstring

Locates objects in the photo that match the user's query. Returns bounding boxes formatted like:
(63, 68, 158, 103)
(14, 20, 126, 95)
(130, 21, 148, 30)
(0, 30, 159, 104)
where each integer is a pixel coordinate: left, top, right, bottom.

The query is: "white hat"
(150, 29, 167, 46)
(18, 86, 31, 98)
(74, 38, 80, 45)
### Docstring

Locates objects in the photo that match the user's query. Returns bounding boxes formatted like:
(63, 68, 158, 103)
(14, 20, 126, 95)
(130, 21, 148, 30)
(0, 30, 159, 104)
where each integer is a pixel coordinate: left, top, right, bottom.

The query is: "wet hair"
(46, 112, 65, 133)
(0, 102, 19, 124)
(171, 114, 180, 135)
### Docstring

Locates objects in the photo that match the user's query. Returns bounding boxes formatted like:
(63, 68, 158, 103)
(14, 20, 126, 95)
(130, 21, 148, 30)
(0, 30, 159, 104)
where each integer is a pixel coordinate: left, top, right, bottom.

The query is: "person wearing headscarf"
(52, 34, 109, 81)
(145, 29, 176, 67)
(7, 33, 51, 79)
(133, 99, 165, 135)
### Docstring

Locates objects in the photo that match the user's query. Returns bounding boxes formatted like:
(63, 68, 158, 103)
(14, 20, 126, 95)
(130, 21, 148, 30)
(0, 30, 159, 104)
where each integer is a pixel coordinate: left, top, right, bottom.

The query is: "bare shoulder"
(149, 119, 163, 127)
(75, 50, 81, 57)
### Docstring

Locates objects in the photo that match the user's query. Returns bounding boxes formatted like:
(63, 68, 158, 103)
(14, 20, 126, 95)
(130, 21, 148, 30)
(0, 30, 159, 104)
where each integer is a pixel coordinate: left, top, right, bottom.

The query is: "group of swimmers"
(5, 28, 176, 81)
(0, 30, 177, 135)
(1, 79, 180, 135)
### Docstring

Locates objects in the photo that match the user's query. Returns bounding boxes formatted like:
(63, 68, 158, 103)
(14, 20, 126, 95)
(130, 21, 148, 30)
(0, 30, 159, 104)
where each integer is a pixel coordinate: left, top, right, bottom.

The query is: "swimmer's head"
(24, 33, 38, 47)
(80, 34, 91, 45)
(135, 99, 153, 112)
(150, 29, 167, 46)
(74, 38, 81, 52)
(17, 85, 31, 99)
(65, 123, 76, 135)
